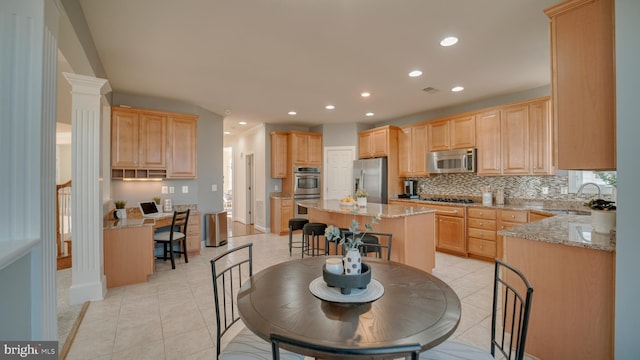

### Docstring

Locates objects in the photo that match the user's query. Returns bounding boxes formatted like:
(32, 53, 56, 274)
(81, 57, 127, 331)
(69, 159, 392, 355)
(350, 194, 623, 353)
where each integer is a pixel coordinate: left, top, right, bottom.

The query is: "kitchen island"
(298, 200, 436, 273)
(499, 215, 615, 360)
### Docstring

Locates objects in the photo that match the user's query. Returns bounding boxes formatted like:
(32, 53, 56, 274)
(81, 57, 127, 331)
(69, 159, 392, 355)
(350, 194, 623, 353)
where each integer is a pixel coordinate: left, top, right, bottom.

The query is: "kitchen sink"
(545, 209, 591, 216)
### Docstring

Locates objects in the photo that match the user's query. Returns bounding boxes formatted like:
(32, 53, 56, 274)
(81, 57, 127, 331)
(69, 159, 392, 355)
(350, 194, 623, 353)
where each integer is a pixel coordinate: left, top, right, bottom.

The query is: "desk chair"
(287, 218, 308, 257)
(210, 244, 303, 360)
(154, 209, 190, 269)
(420, 259, 534, 360)
(270, 332, 421, 360)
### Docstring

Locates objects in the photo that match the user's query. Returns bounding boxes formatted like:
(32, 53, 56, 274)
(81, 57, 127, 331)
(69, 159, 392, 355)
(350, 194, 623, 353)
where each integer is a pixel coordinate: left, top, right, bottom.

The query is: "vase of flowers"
(355, 188, 368, 208)
(325, 212, 381, 275)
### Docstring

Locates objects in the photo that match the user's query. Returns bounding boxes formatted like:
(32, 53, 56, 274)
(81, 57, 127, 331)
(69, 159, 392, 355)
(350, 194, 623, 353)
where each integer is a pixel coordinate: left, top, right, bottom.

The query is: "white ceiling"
(78, 0, 559, 136)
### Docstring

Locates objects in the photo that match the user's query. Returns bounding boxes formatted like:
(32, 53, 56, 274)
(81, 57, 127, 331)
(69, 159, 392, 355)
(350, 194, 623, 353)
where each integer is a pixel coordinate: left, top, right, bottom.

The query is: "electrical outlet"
(161, 186, 168, 194)
(182, 186, 189, 193)
(212, 184, 217, 191)
(561, 186, 569, 195)
(275, 184, 279, 191)
(542, 187, 549, 195)
(169, 186, 174, 194)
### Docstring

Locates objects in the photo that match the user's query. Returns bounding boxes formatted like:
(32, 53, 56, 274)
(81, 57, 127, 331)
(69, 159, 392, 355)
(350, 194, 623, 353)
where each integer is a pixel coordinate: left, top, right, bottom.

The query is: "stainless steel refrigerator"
(353, 157, 388, 204)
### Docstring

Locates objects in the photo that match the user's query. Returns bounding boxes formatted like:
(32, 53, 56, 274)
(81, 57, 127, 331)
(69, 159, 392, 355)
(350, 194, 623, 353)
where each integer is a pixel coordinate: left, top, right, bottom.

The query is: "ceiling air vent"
(422, 87, 439, 94)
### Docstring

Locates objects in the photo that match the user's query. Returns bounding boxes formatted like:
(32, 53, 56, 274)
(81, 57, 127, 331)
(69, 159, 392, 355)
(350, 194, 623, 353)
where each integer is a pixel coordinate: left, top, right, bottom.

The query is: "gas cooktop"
(423, 197, 475, 204)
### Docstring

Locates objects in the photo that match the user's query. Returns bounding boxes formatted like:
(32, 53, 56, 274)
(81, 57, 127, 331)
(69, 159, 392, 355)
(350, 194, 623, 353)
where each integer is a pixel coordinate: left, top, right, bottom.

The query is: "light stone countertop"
(498, 214, 615, 252)
(298, 199, 436, 218)
(103, 214, 173, 230)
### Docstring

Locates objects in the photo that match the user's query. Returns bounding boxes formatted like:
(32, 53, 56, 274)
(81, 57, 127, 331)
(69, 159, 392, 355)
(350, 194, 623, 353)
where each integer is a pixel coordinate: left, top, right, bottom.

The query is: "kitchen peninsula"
(299, 200, 436, 273)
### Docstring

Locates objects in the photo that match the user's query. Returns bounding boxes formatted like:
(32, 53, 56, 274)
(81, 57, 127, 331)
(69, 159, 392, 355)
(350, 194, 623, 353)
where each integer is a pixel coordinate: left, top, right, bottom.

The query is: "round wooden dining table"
(237, 256, 461, 359)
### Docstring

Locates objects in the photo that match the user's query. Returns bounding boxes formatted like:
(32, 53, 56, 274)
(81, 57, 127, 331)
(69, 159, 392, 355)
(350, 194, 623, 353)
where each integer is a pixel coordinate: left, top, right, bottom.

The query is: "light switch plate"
(182, 186, 189, 193)
(169, 186, 174, 194)
(561, 186, 569, 195)
(161, 186, 168, 194)
(541, 187, 549, 195)
(212, 184, 217, 191)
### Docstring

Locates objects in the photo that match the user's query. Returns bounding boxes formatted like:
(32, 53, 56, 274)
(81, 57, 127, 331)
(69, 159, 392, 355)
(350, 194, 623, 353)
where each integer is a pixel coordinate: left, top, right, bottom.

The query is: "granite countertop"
(498, 215, 615, 252)
(103, 213, 173, 230)
(298, 199, 436, 218)
(390, 198, 588, 214)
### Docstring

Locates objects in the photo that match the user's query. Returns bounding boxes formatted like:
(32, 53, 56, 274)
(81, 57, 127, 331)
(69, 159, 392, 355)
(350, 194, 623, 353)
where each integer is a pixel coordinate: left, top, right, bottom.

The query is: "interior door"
(324, 146, 355, 200)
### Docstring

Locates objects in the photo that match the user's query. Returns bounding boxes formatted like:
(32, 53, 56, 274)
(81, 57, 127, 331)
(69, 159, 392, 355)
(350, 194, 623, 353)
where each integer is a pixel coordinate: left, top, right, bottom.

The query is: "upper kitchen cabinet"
(358, 126, 399, 159)
(270, 132, 288, 178)
(289, 131, 322, 166)
(501, 104, 530, 174)
(476, 110, 502, 175)
(166, 114, 198, 178)
(545, 0, 615, 170)
(529, 98, 555, 175)
(399, 124, 429, 177)
(427, 115, 476, 152)
(111, 107, 168, 179)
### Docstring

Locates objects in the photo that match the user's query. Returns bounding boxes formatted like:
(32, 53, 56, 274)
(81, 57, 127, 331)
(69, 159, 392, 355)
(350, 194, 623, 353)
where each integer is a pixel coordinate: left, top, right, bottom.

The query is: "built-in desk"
(103, 214, 174, 288)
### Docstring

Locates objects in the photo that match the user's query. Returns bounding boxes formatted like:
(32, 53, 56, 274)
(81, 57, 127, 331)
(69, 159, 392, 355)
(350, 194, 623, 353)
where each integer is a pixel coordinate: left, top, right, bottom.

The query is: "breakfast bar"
(299, 200, 436, 273)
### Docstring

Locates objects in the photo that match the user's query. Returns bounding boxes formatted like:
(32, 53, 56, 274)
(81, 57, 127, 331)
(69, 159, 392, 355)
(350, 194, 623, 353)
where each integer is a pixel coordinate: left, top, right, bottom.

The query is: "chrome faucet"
(576, 182, 601, 198)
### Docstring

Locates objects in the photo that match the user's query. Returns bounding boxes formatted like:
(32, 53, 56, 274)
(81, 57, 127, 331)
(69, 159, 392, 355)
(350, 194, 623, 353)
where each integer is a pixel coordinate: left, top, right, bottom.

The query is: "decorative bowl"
(339, 200, 356, 208)
(323, 263, 371, 295)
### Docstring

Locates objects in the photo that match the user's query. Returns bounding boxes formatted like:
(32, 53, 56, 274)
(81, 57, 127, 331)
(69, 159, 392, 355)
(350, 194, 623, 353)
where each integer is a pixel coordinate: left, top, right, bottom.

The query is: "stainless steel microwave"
(427, 148, 477, 174)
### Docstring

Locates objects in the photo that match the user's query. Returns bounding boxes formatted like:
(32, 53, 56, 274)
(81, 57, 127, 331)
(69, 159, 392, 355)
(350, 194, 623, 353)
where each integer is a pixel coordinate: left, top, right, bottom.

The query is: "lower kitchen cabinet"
(428, 204, 466, 256)
(185, 212, 201, 256)
(270, 196, 292, 235)
(467, 207, 498, 260)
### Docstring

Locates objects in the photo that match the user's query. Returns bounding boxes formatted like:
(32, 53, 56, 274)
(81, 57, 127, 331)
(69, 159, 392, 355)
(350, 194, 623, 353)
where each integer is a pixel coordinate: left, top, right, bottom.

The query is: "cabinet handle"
(479, 222, 483, 226)
(436, 209, 458, 215)
(511, 215, 515, 218)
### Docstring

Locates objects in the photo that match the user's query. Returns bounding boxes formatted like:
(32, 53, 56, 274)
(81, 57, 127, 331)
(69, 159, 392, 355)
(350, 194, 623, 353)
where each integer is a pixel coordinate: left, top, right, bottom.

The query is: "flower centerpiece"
(324, 211, 381, 275)
(355, 188, 368, 207)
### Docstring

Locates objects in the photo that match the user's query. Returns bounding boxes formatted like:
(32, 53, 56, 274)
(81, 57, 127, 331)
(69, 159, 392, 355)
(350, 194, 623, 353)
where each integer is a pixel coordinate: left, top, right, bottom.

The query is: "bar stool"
(302, 223, 327, 257)
(288, 218, 309, 257)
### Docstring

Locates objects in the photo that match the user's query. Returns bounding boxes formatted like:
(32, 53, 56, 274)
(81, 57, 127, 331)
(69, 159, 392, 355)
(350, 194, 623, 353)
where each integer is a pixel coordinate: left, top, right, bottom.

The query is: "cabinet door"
(290, 133, 308, 165)
(398, 128, 412, 176)
(427, 120, 449, 152)
(186, 215, 201, 255)
(501, 105, 530, 174)
(111, 109, 139, 167)
(546, 0, 615, 170)
(280, 200, 293, 235)
(529, 99, 554, 175)
(167, 115, 198, 178)
(358, 132, 372, 159)
(307, 134, 322, 166)
(476, 110, 501, 175)
(371, 129, 388, 157)
(411, 125, 428, 175)
(138, 112, 167, 168)
(450, 115, 476, 149)
(436, 215, 466, 255)
(270, 132, 288, 178)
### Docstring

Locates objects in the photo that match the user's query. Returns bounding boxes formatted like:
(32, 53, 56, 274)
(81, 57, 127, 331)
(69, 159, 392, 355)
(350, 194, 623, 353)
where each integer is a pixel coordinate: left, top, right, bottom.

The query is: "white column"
(64, 73, 111, 304)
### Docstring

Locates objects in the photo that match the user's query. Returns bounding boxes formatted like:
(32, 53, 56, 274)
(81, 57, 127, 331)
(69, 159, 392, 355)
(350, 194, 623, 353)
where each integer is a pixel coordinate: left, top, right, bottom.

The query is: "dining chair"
(420, 258, 534, 360)
(154, 209, 189, 269)
(270, 332, 422, 360)
(210, 243, 303, 360)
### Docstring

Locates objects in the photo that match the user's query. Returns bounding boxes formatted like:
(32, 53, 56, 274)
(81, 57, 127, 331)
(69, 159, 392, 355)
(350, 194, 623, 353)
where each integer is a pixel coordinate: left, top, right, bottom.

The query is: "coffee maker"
(399, 180, 419, 199)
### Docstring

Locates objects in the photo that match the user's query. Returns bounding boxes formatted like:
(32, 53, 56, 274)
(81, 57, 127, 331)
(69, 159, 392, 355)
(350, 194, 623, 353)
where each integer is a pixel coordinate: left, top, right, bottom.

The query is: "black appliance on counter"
(398, 180, 419, 199)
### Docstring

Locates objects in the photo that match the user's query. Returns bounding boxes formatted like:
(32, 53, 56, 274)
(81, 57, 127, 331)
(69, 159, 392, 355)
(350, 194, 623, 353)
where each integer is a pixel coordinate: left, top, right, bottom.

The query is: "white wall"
(614, 0, 640, 356)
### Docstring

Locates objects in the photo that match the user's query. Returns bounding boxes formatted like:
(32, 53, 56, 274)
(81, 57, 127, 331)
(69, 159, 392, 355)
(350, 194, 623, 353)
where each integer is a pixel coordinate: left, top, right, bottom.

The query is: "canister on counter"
(496, 189, 505, 205)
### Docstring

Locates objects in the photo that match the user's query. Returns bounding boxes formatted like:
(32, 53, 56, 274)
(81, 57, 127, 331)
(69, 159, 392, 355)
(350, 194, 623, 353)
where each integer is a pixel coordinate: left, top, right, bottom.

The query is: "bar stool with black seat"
(288, 218, 309, 257)
(341, 231, 393, 260)
(154, 209, 190, 270)
(302, 222, 327, 257)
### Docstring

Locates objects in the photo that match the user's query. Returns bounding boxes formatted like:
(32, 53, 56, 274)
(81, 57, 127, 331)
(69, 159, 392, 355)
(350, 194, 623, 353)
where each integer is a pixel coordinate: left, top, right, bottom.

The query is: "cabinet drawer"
(498, 221, 524, 231)
(499, 210, 528, 223)
(467, 208, 496, 220)
(468, 237, 497, 258)
(426, 204, 465, 217)
(468, 227, 496, 241)
(467, 218, 496, 230)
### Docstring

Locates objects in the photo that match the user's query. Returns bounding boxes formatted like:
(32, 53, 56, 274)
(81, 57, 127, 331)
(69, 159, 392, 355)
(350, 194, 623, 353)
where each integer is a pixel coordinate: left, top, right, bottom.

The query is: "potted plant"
(355, 188, 368, 208)
(585, 198, 616, 234)
(114, 200, 127, 219)
(153, 196, 162, 212)
(325, 212, 381, 275)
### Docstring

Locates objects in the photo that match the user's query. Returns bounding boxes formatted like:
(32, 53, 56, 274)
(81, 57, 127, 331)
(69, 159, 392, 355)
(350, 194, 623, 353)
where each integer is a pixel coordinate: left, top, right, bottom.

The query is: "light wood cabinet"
(476, 110, 502, 175)
(358, 126, 395, 159)
(111, 107, 197, 179)
(167, 114, 198, 178)
(498, 209, 528, 231)
(270, 197, 292, 235)
(426, 204, 466, 256)
(398, 125, 428, 177)
(270, 132, 288, 178)
(427, 115, 476, 152)
(467, 207, 498, 259)
(529, 211, 552, 222)
(545, 0, 615, 170)
(529, 99, 554, 175)
(288, 131, 323, 167)
(185, 212, 201, 256)
(501, 104, 530, 174)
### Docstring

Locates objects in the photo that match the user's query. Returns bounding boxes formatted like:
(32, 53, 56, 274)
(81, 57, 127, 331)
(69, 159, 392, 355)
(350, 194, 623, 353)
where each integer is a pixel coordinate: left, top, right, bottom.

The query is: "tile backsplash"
(412, 173, 574, 201)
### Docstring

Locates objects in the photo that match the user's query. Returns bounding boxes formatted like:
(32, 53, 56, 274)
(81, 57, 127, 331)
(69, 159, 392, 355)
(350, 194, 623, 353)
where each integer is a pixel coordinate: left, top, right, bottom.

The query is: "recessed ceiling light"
(361, 92, 371, 98)
(451, 86, 464, 92)
(366, 112, 375, 117)
(224, 131, 230, 135)
(440, 36, 459, 47)
(239, 121, 247, 125)
(288, 111, 297, 115)
(325, 105, 335, 110)
(409, 70, 423, 78)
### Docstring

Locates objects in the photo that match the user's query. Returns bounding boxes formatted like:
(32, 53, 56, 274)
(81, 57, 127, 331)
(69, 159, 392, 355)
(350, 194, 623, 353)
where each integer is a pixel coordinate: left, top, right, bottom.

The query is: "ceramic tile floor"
(65, 232, 495, 360)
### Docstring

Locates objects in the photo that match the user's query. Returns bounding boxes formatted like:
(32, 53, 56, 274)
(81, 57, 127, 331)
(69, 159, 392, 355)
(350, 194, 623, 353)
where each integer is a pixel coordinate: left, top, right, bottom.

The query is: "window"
(568, 171, 616, 195)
